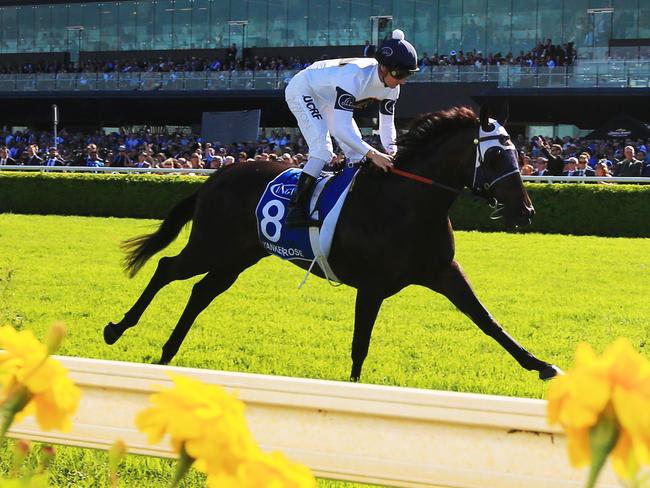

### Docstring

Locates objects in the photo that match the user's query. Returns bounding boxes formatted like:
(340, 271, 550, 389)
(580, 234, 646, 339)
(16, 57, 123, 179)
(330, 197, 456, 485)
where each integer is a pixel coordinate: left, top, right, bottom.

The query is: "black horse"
(104, 104, 561, 381)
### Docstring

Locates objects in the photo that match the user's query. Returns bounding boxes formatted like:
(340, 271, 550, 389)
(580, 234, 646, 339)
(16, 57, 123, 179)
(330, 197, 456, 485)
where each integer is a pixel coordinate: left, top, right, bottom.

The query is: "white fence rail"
(0, 164, 214, 175)
(7, 356, 618, 487)
(1, 164, 650, 184)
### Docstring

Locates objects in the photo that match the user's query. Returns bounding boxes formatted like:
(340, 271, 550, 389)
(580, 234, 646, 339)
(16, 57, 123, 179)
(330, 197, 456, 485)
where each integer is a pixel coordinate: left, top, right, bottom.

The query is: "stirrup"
(285, 207, 319, 227)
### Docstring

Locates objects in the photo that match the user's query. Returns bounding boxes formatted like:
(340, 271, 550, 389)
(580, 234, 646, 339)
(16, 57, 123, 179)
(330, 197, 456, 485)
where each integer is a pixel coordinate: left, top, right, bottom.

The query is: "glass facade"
(0, 0, 646, 56)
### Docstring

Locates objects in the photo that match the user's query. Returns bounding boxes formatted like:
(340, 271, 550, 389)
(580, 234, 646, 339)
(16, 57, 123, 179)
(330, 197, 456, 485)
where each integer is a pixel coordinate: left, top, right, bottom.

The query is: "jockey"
(284, 29, 419, 227)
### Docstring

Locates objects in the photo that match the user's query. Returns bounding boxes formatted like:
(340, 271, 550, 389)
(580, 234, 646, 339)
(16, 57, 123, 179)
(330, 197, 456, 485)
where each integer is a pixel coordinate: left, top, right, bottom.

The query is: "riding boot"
(285, 173, 318, 227)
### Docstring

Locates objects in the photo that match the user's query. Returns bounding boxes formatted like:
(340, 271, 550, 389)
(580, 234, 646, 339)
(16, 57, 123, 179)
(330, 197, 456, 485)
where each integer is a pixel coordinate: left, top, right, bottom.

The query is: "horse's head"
(471, 103, 534, 229)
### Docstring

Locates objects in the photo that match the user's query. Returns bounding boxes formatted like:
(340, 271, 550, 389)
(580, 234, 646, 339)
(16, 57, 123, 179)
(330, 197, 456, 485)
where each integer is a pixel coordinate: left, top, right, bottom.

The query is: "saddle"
(255, 166, 360, 282)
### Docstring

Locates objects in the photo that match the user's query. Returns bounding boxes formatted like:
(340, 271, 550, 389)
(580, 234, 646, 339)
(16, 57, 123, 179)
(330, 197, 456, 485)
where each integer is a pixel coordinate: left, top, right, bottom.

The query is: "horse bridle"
(388, 119, 519, 218)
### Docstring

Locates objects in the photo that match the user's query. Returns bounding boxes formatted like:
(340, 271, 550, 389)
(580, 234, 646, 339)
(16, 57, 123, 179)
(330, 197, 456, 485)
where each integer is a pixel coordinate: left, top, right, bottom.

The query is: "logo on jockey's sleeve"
(334, 87, 356, 112)
(380, 99, 395, 115)
(302, 95, 323, 119)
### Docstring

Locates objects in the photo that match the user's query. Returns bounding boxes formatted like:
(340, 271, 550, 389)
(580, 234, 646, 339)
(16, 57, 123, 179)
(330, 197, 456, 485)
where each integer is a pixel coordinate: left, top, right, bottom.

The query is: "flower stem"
(169, 445, 193, 488)
(585, 408, 619, 488)
(0, 388, 31, 446)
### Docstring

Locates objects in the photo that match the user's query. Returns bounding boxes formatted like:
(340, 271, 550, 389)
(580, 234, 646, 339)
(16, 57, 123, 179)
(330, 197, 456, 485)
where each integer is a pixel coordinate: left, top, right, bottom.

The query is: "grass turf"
(1, 213, 649, 486)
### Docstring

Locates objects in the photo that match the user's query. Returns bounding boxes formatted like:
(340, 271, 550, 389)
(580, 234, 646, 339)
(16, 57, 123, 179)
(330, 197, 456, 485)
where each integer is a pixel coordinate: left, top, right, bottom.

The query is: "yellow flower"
(547, 338, 650, 480)
(0, 326, 80, 432)
(135, 374, 258, 475)
(206, 452, 316, 488)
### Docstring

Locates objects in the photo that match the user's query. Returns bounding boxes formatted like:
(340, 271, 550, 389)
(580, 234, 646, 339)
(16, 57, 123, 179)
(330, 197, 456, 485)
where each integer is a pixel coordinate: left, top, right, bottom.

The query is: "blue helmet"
(375, 29, 419, 78)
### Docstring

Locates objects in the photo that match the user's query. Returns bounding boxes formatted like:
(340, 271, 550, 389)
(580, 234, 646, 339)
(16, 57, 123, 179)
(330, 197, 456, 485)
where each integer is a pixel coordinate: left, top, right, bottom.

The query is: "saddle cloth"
(255, 166, 359, 283)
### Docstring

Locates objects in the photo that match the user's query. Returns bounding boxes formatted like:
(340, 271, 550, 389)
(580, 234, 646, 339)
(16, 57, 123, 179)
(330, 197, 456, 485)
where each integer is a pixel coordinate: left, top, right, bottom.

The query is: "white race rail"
(7, 356, 618, 487)
(2, 165, 650, 184)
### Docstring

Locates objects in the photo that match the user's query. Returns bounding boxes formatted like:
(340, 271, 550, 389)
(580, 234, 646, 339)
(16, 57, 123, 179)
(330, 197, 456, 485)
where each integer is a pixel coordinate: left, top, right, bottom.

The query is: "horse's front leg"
(350, 288, 385, 382)
(425, 260, 561, 380)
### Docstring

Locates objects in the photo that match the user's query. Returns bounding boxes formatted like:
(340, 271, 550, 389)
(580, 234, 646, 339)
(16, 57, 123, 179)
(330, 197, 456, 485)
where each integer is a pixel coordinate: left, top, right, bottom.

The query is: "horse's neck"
(397, 140, 471, 194)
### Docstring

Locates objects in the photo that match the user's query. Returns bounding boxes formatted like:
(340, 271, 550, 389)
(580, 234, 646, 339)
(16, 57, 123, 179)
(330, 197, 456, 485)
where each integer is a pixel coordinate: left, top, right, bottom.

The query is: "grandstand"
(0, 0, 648, 132)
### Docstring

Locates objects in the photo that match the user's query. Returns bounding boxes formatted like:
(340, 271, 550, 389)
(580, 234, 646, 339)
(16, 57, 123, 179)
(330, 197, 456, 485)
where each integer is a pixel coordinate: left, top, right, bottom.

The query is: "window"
(308, 0, 329, 46)
(438, 0, 461, 55)
(153, 0, 174, 50)
(511, 0, 537, 55)
(100, 3, 119, 51)
(268, 0, 287, 47)
(192, 0, 211, 48)
(329, 0, 350, 46)
(287, 0, 307, 46)
(249, 0, 268, 47)
(83, 3, 101, 52)
(174, 0, 193, 49)
(537, 0, 562, 50)
(51, 4, 68, 52)
(211, 0, 230, 48)
(34, 5, 52, 53)
(612, 0, 639, 40)
(486, 0, 511, 56)
(119, 1, 137, 51)
(349, 0, 370, 46)
(413, 0, 437, 56)
(462, 0, 486, 53)
(17, 6, 36, 53)
(1, 8, 18, 53)
(136, 2, 154, 50)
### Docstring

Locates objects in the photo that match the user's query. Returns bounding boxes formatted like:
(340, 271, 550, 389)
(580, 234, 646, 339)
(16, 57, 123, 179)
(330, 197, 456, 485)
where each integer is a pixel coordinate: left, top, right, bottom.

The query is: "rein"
(387, 166, 495, 207)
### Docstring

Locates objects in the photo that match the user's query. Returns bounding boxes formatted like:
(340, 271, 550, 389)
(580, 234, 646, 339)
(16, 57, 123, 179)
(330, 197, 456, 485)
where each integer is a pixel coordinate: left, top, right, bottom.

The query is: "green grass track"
(1, 213, 649, 486)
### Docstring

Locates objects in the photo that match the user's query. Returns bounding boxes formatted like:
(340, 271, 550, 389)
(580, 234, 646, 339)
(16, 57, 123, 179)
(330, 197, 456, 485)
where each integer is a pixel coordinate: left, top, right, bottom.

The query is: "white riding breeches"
(285, 74, 366, 178)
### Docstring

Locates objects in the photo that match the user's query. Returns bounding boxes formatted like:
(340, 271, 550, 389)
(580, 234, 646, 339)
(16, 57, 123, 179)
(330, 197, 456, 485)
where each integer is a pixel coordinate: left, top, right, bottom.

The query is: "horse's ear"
(479, 103, 494, 132)
(496, 102, 509, 126)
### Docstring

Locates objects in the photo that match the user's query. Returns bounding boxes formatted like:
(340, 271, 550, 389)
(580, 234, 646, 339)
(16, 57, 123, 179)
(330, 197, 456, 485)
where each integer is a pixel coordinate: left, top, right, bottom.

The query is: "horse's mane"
(394, 106, 478, 165)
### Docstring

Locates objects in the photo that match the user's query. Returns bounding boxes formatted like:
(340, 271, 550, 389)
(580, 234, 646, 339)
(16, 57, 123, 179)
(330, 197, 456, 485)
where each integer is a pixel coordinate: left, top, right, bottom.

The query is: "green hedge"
(0, 172, 201, 219)
(450, 183, 650, 237)
(2, 172, 650, 237)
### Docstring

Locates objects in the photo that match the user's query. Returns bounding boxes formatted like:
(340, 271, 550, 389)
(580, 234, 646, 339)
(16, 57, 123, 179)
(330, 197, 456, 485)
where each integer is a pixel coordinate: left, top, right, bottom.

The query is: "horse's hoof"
(157, 358, 170, 366)
(103, 323, 122, 345)
(539, 364, 564, 381)
(350, 376, 360, 383)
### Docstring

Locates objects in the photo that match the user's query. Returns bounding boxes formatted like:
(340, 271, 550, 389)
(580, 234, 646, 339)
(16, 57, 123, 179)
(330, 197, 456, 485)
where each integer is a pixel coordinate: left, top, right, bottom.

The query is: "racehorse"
(104, 104, 561, 382)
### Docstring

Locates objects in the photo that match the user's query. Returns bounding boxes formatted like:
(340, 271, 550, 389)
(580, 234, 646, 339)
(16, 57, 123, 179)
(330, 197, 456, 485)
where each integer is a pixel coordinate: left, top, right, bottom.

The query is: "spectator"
(532, 157, 549, 176)
(26, 144, 43, 165)
(111, 145, 132, 167)
(363, 40, 376, 57)
(86, 149, 104, 167)
(209, 155, 223, 170)
(224, 155, 235, 166)
(0, 146, 17, 165)
(538, 138, 565, 175)
(564, 157, 578, 176)
(613, 145, 643, 177)
(45, 147, 65, 166)
(595, 160, 612, 177)
(190, 152, 204, 169)
(574, 153, 595, 176)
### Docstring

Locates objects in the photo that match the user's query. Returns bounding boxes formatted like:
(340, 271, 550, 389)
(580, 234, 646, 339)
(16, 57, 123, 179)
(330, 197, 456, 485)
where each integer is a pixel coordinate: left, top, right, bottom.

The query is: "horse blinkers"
(472, 121, 534, 227)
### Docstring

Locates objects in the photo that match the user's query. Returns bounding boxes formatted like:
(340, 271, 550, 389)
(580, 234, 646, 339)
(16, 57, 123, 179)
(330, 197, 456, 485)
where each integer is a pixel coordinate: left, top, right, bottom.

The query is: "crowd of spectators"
(515, 134, 650, 179)
(0, 38, 576, 75)
(1, 126, 649, 179)
(0, 55, 315, 76)
(419, 39, 577, 68)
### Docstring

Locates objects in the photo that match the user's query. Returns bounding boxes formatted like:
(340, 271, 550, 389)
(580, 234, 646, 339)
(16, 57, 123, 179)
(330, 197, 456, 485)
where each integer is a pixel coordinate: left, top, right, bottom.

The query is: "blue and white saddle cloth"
(256, 166, 359, 283)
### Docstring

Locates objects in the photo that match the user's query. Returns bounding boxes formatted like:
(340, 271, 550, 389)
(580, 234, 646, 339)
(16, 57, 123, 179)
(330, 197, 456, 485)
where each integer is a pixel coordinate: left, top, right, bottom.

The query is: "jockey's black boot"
(285, 172, 318, 227)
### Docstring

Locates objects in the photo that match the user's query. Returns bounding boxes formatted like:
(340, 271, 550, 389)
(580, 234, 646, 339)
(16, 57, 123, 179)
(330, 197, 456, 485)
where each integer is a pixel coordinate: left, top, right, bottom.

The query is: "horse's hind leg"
(104, 251, 207, 345)
(158, 257, 258, 365)
(426, 260, 561, 380)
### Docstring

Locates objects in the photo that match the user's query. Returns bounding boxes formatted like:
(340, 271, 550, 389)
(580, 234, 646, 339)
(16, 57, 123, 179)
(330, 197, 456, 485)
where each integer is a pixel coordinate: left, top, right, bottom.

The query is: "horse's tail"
(121, 192, 198, 278)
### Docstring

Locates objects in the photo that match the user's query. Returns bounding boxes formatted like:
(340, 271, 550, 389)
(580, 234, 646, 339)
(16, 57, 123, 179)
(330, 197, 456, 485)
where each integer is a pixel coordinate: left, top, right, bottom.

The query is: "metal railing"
(2, 166, 649, 185)
(0, 63, 649, 91)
